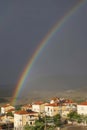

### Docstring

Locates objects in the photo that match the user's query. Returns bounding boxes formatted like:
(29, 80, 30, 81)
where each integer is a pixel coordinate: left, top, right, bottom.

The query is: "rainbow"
(11, 1, 85, 105)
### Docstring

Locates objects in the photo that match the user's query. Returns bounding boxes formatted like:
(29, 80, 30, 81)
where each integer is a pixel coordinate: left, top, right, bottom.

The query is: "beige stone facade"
(1, 104, 15, 114)
(14, 110, 38, 129)
(32, 101, 45, 113)
(45, 103, 59, 117)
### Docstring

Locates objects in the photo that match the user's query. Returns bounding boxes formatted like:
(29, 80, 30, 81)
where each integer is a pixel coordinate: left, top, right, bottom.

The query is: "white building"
(50, 97, 59, 104)
(32, 101, 45, 113)
(27, 111, 38, 126)
(77, 101, 87, 115)
(14, 110, 38, 130)
(14, 110, 29, 130)
(63, 99, 77, 112)
(45, 103, 59, 117)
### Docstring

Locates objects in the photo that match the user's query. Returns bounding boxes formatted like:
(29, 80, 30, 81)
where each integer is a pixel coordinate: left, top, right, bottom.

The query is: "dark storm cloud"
(0, 0, 86, 85)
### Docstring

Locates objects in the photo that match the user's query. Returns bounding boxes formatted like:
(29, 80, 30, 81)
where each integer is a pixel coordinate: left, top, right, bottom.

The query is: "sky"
(0, 0, 87, 91)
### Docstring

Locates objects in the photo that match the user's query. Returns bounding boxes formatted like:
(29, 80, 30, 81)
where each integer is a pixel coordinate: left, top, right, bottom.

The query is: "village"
(0, 97, 87, 130)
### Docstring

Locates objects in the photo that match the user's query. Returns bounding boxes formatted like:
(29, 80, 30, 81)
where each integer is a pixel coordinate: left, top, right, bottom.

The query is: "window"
(30, 122, 32, 125)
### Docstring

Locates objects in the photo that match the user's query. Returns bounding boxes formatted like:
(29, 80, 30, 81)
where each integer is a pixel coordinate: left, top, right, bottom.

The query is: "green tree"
(67, 111, 83, 123)
(15, 105, 22, 111)
(83, 116, 87, 123)
(34, 117, 44, 130)
(35, 121, 44, 130)
(24, 116, 45, 130)
(53, 114, 62, 127)
(24, 124, 35, 130)
(6, 111, 14, 117)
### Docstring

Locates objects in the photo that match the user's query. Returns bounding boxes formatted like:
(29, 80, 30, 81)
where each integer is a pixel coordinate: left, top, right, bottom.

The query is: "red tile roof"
(28, 112, 38, 115)
(15, 110, 38, 115)
(2, 104, 10, 108)
(15, 110, 29, 115)
(45, 103, 58, 107)
(7, 108, 15, 112)
(79, 102, 87, 105)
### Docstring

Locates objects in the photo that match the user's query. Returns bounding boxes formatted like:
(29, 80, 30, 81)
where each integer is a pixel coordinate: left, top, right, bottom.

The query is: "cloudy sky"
(0, 1, 87, 91)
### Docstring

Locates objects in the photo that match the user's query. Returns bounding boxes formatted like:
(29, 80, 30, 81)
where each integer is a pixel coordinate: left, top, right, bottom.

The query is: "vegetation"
(24, 124, 35, 130)
(24, 116, 44, 130)
(15, 105, 22, 111)
(24, 114, 63, 130)
(6, 111, 14, 117)
(67, 111, 84, 123)
(23, 112, 87, 130)
(53, 114, 62, 127)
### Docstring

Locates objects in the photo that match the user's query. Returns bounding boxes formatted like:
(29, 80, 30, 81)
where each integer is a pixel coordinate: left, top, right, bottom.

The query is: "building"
(26, 110, 38, 126)
(0, 114, 6, 121)
(60, 99, 77, 117)
(50, 97, 59, 104)
(32, 101, 45, 113)
(21, 104, 32, 111)
(45, 103, 59, 117)
(7, 108, 15, 114)
(14, 110, 29, 130)
(14, 110, 38, 129)
(1, 104, 15, 114)
(77, 101, 87, 115)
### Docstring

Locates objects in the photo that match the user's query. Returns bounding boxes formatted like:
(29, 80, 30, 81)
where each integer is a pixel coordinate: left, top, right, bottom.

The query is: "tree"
(35, 121, 44, 130)
(15, 105, 22, 111)
(67, 111, 83, 123)
(24, 124, 35, 130)
(68, 111, 76, 120)
(53, 114, 62, 127)
(34, 117, 44, 130)
(24, 116, 45, 130)
(6, 111, 14, 117)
